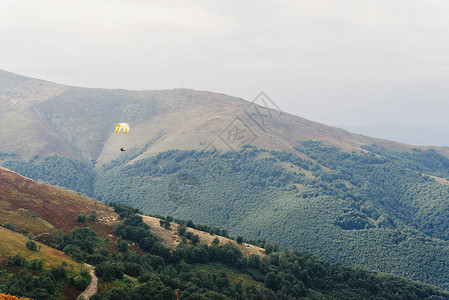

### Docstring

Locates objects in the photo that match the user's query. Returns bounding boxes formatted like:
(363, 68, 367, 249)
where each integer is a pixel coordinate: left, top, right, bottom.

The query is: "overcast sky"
(1, 0, 449, 141)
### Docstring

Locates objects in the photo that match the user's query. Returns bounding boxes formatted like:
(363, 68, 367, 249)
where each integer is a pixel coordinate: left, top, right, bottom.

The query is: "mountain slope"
(0, 168, 104, 299)
(0, 166, 118, 239)
(91, 146, 449, 289)
(2, 69, 449, 165)
(0, 226, 84, 270)
(1, 166, 446, 299)
(140, 215, 266, 257)
(0, 70, 75, 158)
(3, 70, 449, 291)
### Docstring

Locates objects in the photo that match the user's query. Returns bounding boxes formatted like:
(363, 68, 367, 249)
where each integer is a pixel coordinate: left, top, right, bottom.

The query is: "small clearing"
(423, 174, 449, 186)
(139, 215, 266, 257)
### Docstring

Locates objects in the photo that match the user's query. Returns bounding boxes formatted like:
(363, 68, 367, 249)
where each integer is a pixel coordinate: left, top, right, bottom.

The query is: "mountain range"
(3, 69, 448, 163)
(2, 69, 449, 291)
(0, 166, 447, 299)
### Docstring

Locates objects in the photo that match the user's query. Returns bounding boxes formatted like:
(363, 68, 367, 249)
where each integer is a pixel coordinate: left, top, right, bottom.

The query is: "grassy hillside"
(0, 226, 92, 299)
(140, 215, 266, 257)
(0, 166, 118, 239)
(2, 69, 449, 165)
(0, 227, 83, 270)
(0, 164, 447, 299)
(0, 166, 119, 299)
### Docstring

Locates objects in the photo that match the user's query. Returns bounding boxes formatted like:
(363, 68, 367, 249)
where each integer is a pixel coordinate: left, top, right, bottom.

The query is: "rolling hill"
(0, 168, 449, 299)
(0, 166, 118, 239)
(1, 166, 447, 299)
(3, 70, 449, 291)
(2, 69, 448, 165)
(0, 168, 107, 299)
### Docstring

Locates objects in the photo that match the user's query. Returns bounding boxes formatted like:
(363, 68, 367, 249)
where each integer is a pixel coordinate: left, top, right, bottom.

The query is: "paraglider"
(115, 123, 129, 152)
(115, 123, 130, 134)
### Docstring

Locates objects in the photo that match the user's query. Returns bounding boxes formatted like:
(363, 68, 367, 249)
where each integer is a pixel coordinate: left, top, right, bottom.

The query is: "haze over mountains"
(3, 69, 449, 291)
(342, 122, 449, 147)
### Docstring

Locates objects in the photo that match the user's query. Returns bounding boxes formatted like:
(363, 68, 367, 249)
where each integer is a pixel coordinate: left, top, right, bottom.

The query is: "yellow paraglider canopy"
(115, 123, 130, 134)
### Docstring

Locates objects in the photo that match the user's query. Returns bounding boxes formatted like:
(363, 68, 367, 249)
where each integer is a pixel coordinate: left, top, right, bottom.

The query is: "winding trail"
(78, 267, 98, 300)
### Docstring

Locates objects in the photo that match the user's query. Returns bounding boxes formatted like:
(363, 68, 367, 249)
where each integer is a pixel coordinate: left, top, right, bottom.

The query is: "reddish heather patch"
(0, 167, 119, 239)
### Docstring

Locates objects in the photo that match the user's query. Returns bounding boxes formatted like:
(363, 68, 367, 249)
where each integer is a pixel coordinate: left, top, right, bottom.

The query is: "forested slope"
(36, 203, 449, 299)
(5, 144, 449, 289)
(0, 159, 448, 298)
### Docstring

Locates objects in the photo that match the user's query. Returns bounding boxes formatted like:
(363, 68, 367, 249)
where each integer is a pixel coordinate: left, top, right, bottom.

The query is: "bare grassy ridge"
(140, 215, 265, 257)
(0, 166, 119, 239)
(2, 69, 449, 165)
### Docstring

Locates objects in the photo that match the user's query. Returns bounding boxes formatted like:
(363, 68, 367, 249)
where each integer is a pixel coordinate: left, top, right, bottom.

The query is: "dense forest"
(4, 144, 449, 289)
(2, 154, 95, 197)
(7, 203, 448, 299)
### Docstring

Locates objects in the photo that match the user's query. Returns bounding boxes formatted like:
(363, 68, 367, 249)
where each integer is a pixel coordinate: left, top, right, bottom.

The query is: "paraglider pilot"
(115, 123, 129, 152)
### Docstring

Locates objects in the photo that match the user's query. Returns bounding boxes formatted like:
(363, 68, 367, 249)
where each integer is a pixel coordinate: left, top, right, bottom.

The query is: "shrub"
(88, 211, 97, 221)
(26, 239, 38, 251)
(77, 214, 86, 223)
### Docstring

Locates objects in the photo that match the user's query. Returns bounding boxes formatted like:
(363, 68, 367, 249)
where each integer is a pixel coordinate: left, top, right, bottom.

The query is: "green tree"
(190, 234, 200, 246)
(163, 220, 171, 229)
(88, 210, 97, 221)
(265, 244, 274, 254)
(117, 241, 129, 252)
(26, 239, 38, 251)
(95, 261, 125, 282)
(178, 225, 187, 236)
(27, 258, 43, 270)
(77, 214, 86, 223)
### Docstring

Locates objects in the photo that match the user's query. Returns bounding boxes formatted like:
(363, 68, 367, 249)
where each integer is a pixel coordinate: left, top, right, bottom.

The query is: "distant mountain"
(3, 70, 449, 291)
(2, 69, 448, 164)
(342, 122, 449, 147)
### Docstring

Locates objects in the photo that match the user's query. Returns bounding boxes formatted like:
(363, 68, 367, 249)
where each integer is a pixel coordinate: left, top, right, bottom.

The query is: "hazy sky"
(1, 0, 449, 133)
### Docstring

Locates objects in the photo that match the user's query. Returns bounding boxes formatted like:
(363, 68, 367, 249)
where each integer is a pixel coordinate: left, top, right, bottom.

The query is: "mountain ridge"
(2, 69, 449, 164)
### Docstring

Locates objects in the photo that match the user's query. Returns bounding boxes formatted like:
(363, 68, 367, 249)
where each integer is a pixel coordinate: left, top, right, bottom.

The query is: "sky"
(1, 0, 449, 144)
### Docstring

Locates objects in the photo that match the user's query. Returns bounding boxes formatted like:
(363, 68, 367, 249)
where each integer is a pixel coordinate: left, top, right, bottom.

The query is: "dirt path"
(78, 267, 98, 300)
